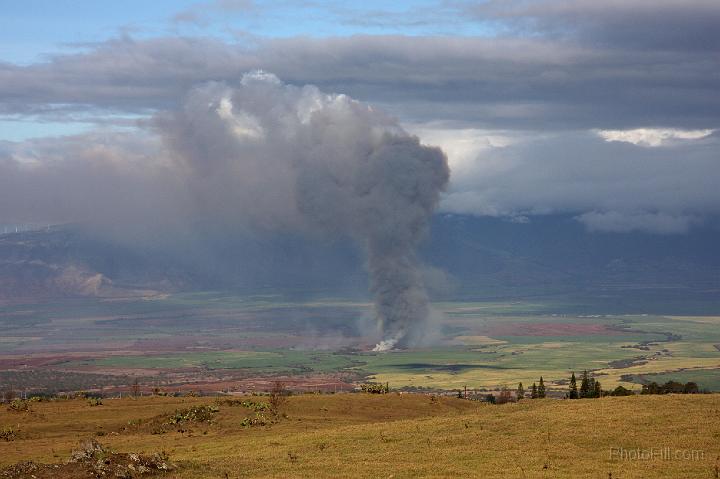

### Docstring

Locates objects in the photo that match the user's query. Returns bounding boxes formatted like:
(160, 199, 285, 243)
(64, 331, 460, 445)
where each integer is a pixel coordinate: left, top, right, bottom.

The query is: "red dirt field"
(96, 374, 356, 396)
(0, 353, 101, 369)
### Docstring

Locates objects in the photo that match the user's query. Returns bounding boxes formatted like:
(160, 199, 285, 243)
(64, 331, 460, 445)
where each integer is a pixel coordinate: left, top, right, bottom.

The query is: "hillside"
(1, 215, 719, 306)
(1, 394, 718, 478)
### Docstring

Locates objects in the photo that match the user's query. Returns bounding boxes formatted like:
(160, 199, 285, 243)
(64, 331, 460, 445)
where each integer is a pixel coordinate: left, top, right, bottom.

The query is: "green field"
(67, 350, 358, 374)
(1, 293, 719, 393)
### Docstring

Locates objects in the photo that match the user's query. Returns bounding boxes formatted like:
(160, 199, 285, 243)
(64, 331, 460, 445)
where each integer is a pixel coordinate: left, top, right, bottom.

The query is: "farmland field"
(1, 292, 719, 394)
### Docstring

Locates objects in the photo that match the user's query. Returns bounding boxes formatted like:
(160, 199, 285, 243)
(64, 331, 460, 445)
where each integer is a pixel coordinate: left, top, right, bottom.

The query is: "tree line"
(508, 372, 706, 402)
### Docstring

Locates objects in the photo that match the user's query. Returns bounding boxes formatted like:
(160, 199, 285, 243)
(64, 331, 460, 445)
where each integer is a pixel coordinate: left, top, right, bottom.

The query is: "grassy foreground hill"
(1, 394, 718, 478)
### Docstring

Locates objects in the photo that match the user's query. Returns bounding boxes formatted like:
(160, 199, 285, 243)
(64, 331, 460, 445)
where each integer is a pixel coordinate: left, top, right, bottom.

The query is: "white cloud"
(434, 129, 720, 233)
(215, 97, 264, 139)
(596, 128, 714, 147)
(577, 211, 699, 234)
(406, 124, 519, 174)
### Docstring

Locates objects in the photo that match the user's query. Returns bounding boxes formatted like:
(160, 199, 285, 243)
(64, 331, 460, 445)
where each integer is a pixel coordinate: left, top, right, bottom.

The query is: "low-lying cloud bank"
(428, 129, 720, 234)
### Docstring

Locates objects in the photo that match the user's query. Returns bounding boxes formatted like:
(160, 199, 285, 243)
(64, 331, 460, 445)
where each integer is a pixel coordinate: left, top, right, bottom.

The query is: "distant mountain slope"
(0, 227, 170, 299)
(423, 214, 720, 299)
(0, 215, 718, 302)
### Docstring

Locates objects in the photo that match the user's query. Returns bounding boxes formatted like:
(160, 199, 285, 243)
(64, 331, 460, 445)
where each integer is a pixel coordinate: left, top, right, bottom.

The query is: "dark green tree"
(579, 370, 590, 398)
(516, 382, 525, 400)
(662, 381, 684, 394)
(568, 372, 579, 399)
(531, 382, 538, 399)
(610, 385, 634, 396)
(683, 382, 700, 394)
(641, 382, 660, 395)
(538, 376, 546, 398)
(593, 380, 602, 398)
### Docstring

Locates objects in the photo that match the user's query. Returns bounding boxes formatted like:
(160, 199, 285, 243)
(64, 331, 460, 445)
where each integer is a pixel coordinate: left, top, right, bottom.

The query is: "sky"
(1, 0, 719, 235)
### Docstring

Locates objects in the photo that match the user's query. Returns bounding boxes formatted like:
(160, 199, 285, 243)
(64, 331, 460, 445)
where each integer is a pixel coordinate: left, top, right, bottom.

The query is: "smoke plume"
(157, 72, 449, 349)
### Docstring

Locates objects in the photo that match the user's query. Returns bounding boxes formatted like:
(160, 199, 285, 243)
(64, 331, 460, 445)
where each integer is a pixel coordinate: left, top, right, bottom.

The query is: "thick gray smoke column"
(158, 72, 449, 350)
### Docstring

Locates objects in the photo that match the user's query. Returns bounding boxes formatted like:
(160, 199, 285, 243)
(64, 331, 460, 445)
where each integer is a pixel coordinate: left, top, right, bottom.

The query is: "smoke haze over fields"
(1, 0, 719, 344)
(0, 72, 449, 348)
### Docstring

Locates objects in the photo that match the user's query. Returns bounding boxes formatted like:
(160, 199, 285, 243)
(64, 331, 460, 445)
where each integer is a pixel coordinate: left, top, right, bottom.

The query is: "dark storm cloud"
(467, 0, 720, 51)
(0, 32, 717, 129)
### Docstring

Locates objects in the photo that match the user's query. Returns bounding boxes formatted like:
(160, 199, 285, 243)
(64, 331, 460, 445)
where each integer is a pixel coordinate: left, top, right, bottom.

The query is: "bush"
(217, 398, 271, 412)
(69, 439, 176, 476)
(662, 381, 685, 394)
(240, 413, 271, 427)
(610, 385, 635, 396)
(87, 397, 103, 406)
(269, 382, 290, 414)
(167, 405, 218, 425)
(683, 382, 700, 394)
(496, 386, 515, 405)
(360, 383, 389, 394)
(0, 426, 18, 441)
(7, 399, 30, 412)
(641, 380, 702, 395)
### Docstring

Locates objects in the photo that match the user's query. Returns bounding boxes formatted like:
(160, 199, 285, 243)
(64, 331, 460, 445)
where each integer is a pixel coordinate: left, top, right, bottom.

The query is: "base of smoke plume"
(371, 308, 445, 352)
(372, 336, 400, 352)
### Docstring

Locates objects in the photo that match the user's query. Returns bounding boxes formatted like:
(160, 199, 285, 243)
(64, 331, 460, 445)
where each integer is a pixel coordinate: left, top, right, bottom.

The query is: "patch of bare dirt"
(0, 439, 175, 479)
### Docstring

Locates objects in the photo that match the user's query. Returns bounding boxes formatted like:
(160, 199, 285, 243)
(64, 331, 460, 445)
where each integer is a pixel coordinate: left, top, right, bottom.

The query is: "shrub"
(168, 405, 218, 425)
(683, 382, 700, 394)
(0, 426, 18, 441)
(269, 382, 290, 414)
(240, 413, 271, 427)
(69, 439, 176, 476)
(87, 397, 103, 406)
(496, 386, 515, 405)
(641, 380, 702, 395)
(610, 385, 634, 396)
(662, 381, 685, 394)
(7, 399, 30, 412)
(217, 398, 271, 412)
(360, 383, 389, 394)
(641, 382, 661, 394)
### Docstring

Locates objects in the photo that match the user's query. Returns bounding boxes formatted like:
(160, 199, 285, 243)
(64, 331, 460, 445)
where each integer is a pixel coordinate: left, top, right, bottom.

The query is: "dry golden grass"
(1, 393, 719, 478)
